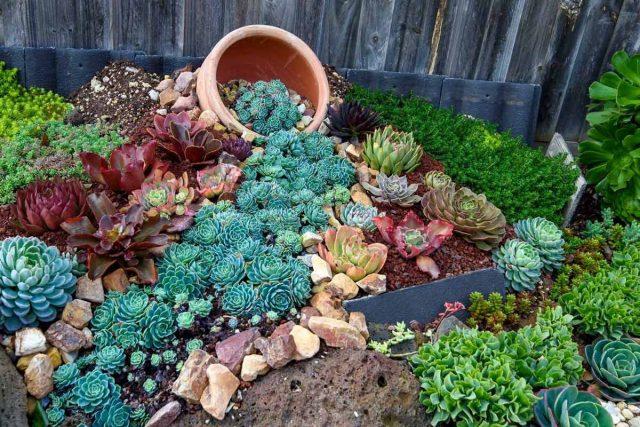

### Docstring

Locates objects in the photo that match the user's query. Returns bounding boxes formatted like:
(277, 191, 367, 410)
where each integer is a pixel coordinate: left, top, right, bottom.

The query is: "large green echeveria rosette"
(585, 338, 640, 402)
(534, 385, 613, 427)
(71, 369, 121, 413)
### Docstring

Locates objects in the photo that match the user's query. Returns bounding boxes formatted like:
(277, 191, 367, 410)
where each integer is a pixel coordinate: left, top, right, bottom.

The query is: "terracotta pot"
(197, 25, 330, 138)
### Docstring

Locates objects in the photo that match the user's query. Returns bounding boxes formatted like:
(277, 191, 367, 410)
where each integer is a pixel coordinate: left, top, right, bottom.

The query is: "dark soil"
(323, 64, 352, 101)
(67, 61, 160, 137)
(364, 154, 496, 290)
(569, 183, 601, 229)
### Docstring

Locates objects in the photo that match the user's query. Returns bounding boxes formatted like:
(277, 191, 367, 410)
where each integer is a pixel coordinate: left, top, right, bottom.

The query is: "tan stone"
(356, 163, 371, 184)
(254, 336, 296, 369)
(301, 231, 323, 248)
(310, 255, 333, 285)
(346, 144, 363, 162)
(171, 94, 197, 113)
(300, 306, 321, 328)
(75, 275, 104, 303)
(308, 316, 367, 350)
(198, 110, 219, 127)
(47, 347, 62, 369)
(103, 268, 129, 293)
(159, 88, 180, 107)
(25, 354, 53, 399)
(155, 78, 174, 92)
(171, 349, 214, 403)
(14, 328, 47, 356)
(290, 325, 320, 361)
(187, 106, 202, 120)
(348, 312, 369, 340)
(356, 274, 387, 295)
(82, 328, 93, 349)
(200, 364, 240, 420)
(45, 321, 86, 353)
(240, 354, 270, 382)
(326, 273, 359, 300)
(62, 299, 93, 329)
(323, 206, 342, 228)
(310, 291, 347, 321)
(351, 189, 373, 206)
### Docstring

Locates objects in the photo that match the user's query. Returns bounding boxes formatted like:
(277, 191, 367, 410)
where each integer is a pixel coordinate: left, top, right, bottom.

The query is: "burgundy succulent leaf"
(327, 101, 382, 139)
(12, 179, 88, 235)
(80, 141, 166, 192)
(61, 192, 169, 283)
(218, 133, 252, 161)
(197, 163, 243, 200)
(148, 112, 222, 165)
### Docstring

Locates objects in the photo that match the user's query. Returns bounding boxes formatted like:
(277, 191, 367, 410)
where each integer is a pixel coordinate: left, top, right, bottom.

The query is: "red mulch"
(363, 154, 502, 290)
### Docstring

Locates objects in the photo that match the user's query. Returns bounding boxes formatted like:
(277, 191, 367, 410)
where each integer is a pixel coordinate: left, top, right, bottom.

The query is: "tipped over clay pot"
(197, 25, 330, 138)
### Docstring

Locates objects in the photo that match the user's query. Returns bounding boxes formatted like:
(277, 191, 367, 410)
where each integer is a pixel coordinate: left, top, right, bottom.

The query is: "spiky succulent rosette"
(362, 173, 421, 207)
(492, 239, 543, 292)
(12, 178, 88, 235)
(326, 101, 382, 139)
(514, 217, 564, 271)
(0, 237, 77, 332)
(422, 183, 506, 250)
(362, 125, 423, 175)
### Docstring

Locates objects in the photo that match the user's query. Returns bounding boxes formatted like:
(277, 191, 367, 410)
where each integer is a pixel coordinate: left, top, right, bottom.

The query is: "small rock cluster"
(602, 400, 640, 427)
(171, 306, 369, 421)
(309, 251, 386, 298)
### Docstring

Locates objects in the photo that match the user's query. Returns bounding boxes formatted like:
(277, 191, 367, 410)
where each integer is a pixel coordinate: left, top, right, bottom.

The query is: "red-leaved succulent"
(148, 112, 221, 165)
(61, 192, 169, 283)
(373, 211, 453, 278)
(12, 179, 88, 235)
(80, 141, 166, 192)
(197, 163, 243, 200)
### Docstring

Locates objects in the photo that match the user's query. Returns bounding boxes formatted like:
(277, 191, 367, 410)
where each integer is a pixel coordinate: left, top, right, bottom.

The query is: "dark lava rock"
(0, 348, 28, 427)
(178, 349, 429, 427)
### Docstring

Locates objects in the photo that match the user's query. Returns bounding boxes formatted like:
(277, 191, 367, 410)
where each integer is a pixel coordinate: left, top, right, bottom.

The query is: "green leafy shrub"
(0, 120, 123, 204)
(347, 86, 579, 223)
(466, 291, 532, 333)
(585, 338, 640, 402)
(534, 385, 613, 426)
(411, 307, 582, 426)
(0, 61, 70, 140)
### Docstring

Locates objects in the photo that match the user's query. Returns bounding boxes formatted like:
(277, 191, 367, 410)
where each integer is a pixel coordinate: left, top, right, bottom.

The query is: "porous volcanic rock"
(0, 348, 28, 427)
(178, 349, 429, 426)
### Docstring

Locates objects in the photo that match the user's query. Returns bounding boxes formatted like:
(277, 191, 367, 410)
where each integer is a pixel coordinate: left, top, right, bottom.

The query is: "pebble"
(618, 423, 629, 427)
(603, 401, 623, 424)
(623, 409, 634, 420)
(629, 405, 640, 415)
(629, 418, 640, 427)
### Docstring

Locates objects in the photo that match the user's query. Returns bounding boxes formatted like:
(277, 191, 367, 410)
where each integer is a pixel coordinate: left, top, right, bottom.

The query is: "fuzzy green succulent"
(72, 370, 121, 414)
(140, 302, 177, 349)
(514, 217, 565, 271)
(362, 173, 421, 207)
(362, 125, 423, 175)
(0, 237, 77, 332)
(534, 386, 613, 427)
(95, 345, 126, 374)
(340, 202, 379, 231)
(129, 351, 146, 369)
(53, 363, 80, 389)
(493, 239, 543, 292)
(234, 80, 301, 135)
(222, 284, 258, 317)
(93, 397, 131, 427)
(585, 338, 640, 402)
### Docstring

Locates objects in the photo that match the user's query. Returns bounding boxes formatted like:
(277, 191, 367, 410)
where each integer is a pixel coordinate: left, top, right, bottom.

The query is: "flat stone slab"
(0, 348, 28, 427)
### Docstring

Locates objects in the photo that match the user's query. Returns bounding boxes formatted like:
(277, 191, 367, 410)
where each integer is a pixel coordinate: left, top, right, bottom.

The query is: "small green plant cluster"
(0, 120, 124, 203)
(0, 61, 70, 140)
(368, 322, 415, 356)
(466, 291, 533, 333)
(411, 306, 582, 426)
(347, 85, 579, 224)
(234, 80, 301, 135)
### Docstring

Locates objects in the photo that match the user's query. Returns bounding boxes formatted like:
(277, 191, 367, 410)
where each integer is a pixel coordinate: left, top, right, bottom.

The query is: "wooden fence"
(1, 0, 639, 142)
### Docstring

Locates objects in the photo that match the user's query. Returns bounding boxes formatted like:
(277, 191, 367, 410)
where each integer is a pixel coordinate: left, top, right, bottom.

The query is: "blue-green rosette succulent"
(72, 370, 121, 413)
(183, 217, 221, 245)
(585, 338, 640, 402)
(0, 237, 77, 332)
(53, 363, 80, 389)
(115, 289, 149, 322)
(340, 202, 379, 232)
(91, 299, 117, 331)
(493, 239, 543, 292)
(140, 302, 176, 349)
(534, 385, 613, 427)
(129, 351, 146, 369)
(188, 298, 212, 317)
(112, 323, 142, 349)
(514, 217, 565, 271)
(210, 254, 246, 288)
(288, 274, 312, 307)
(258, 282, 294, 316)
(222, 284, 258, 316)
(93, 398, 131, 427)
(234, 80, 301, 135)
(95, 345, 126, 374)
(246, 254, 292, 284)
(46, 406, 65, 427)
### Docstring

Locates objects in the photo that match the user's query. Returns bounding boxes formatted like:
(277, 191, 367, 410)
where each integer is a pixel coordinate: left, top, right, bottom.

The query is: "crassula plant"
(147, 112, 221, 165)
(12, 178, 88, 235)
(318, 226, 388, 281)
(196, 163, 243, 200)
(373, 211, 453, 278)
(80, 141, 165, 192)
(61, 192, 169, 283)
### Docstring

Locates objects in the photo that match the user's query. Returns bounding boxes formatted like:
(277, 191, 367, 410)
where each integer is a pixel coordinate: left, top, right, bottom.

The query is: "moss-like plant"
(466, 291, 533, 333)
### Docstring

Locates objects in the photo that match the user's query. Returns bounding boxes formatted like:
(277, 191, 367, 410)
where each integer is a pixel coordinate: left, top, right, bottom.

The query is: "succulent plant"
(46, 406, 65, 427)
(275, 230, 303, 255)
(340, 202, 379, 231)
(493, 239, 543, 292)
(150, 354, 162, 367)
(176, 311, 195, 329)
(585, 338, 640, 402)
(423, 171, 452, 190)
(362, 125, 423, 175)
(422, 183, 506, 250)
(142, 378, 157, 395)
(62, 193, 169, 283)
(196, 163, 243, 200)
(93, 397, 131, 427)
(189, 298, 213, 317)
(246, 254, 292, 284)
(514, 217, 565, 271)
(534, 386, 613, 427)
(218, 132, 252, 161)
(12, 179, 88, 235)
(362, 173, 421, 207)
(128, 170, 196, 232)
(148, 112, 221, 165)
(80, 141, 165, 192)
(186, 338, 204, 353)
(130, 406, 149, 425)
(162, 349, 177, 364)
(95, 345, 126, 373)
(129, 351, 146, 369)
(210, 254, 246, 287)
(373, 211, 453, 278)
(53, 363, 80, 389)
(318, 226, 388, 281)
(326, 101, 382, 139)
(0, 237, 76, 332)
(222, 284, 258, 316)
(91, 299, 117, 331)
(234, 80, 301, 135)
(72, 369, 121, 413)
(258, 282, 294, 316)
(115, 289, 149, 322)
(140, 301, 176, 349)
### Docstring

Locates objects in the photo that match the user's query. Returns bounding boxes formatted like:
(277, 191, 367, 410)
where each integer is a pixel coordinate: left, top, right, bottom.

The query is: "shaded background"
(1, 0, 639, 142)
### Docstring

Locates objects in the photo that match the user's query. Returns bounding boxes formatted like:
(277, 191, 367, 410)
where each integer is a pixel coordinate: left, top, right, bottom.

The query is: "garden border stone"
(346, 69, 445, 105)
(25, 47, 56, 90)
(343, 268, 505, 325)
(0, 46, 25, 85)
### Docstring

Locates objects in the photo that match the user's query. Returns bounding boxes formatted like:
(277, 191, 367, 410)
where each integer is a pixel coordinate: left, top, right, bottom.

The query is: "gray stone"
(145, 401, 181, 427)
(434, 316, 469, 342)
(0, 348, 28, 427)
(75, 275, 104, 303)
(45, 321, 86, 353)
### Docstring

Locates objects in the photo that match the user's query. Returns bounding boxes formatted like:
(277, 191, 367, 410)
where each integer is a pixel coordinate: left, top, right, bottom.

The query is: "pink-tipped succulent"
(318, 226, 388, 282)
(148, 112, 221, 165)
(431, 301, 466, 329)
(197, 163, 243, 200)
(373, 211, 453, 278)
(61, 192, 169, 283)
(80, 141, 166, 192)
(12, 179, 88, 235)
